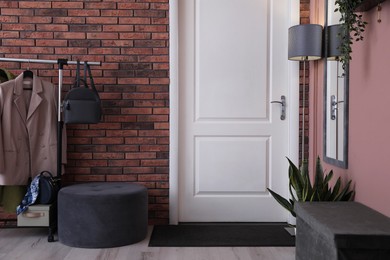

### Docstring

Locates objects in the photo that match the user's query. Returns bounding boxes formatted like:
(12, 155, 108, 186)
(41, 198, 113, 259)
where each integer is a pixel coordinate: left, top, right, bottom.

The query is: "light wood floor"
(0, 227, 295, 260)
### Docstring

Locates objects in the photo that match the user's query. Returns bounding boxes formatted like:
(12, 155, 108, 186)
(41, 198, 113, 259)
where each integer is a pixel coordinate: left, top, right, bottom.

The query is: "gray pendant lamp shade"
(288, 24, 323, 61)
(327, 24, 344, 60)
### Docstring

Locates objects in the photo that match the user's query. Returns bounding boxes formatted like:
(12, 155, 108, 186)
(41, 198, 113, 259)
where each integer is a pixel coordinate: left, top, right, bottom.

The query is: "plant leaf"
(314, 157, 324, 196)
(287, 158, 305, 200)
(324, 170, 334, 185)
(267, 188, 295, 217)
(301, 160, 312, 200)
(335, 180, 353, 201)
(328, 177, 341, 201)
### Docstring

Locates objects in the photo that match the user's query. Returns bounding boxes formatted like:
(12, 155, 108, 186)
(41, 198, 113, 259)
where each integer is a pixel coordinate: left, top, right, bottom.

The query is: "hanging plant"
(334, 0, 368, 69)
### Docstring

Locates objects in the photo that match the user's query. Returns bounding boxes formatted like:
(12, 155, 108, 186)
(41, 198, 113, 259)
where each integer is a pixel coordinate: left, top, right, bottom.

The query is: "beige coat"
(0, 73, 66, 185)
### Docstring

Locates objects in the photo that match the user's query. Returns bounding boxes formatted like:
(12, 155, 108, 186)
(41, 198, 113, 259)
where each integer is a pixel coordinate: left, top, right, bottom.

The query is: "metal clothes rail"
(0, 57, 101, 178)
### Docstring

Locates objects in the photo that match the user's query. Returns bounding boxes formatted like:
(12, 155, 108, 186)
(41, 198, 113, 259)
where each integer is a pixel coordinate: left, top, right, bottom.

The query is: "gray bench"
(295, 202, 390, 260)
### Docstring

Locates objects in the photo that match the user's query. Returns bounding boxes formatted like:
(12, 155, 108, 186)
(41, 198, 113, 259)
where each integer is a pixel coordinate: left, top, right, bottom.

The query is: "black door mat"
(149, 223, 295, 247)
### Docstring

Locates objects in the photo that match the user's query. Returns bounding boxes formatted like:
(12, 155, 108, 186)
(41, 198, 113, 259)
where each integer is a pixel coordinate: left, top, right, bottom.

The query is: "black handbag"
(38, 171, 60, 204)
(63, 61, 102, 124)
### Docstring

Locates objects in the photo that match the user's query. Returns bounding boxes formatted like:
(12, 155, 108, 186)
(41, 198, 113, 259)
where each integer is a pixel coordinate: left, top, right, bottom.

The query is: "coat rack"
(0, 57, 100, 241)
(0, 57, 101, 179)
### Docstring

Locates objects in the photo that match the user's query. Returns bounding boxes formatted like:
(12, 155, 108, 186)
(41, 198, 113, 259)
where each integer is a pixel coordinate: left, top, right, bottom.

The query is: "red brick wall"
(0, 0, 169, 226)
(300, 0, 311, 162)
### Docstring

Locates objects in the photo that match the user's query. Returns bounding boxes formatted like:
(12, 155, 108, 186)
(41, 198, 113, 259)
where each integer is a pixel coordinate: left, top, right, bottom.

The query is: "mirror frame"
(323, 0, 349, 169)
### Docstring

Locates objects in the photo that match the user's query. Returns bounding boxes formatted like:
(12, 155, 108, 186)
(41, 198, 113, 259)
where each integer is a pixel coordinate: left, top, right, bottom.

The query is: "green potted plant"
(267, 157, 354, 219)
(334, 0, 368, 70)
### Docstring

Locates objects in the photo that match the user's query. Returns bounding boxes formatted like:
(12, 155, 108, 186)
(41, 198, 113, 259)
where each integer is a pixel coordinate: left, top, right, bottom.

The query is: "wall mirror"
(323, 0, 349, 168)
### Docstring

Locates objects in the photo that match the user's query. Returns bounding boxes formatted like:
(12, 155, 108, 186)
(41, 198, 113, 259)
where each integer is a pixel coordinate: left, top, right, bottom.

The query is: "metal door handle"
(331, 95, 344, 120)
(271, 95, 286, 120)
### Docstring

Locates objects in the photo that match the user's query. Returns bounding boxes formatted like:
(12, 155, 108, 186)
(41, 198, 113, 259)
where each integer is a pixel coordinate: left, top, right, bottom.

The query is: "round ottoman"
(58, 182, 148, 248)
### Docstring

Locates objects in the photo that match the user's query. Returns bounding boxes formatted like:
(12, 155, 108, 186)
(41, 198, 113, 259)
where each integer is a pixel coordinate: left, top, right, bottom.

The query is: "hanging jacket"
(0, 73, 66, 185)
(0, 69, 25, 212)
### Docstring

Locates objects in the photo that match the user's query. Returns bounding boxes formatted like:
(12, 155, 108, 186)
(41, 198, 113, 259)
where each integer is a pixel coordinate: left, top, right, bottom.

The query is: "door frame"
(169, 0, 300, 225)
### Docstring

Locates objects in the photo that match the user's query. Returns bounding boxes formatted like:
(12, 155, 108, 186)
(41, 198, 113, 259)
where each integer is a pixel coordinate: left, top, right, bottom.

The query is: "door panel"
(196, 0, 268, 120)
(196, 136, 269, 194)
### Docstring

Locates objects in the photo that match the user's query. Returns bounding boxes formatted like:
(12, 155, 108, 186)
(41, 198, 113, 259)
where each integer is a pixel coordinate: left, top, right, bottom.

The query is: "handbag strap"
(39, 171, 54, 179)
(75, 60, 81, 88)
(84, 61, 98, 93)
(84, 61, 87, 83)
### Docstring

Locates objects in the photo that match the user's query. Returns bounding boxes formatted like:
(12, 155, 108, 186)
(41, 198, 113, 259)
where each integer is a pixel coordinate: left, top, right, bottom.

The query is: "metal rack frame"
(0, 57, 100, 178)
(0, 57, 101, 242)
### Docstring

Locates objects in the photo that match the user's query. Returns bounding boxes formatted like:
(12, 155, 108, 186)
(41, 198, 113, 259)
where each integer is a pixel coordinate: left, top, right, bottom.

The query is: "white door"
(178, 0, 298, 222)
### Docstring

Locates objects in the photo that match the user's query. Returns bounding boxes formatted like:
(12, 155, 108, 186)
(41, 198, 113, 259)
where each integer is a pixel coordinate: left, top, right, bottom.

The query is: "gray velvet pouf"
(58, 182, 148, 248)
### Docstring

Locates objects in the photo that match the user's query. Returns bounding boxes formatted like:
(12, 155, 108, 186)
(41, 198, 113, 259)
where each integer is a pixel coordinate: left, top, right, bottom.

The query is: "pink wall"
(311, 1, 390, 217)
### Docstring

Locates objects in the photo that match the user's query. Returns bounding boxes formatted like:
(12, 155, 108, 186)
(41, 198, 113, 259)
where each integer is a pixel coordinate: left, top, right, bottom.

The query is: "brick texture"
(0, 0, 169, 226)
(300, 0, 311, 162)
